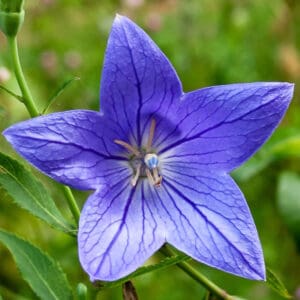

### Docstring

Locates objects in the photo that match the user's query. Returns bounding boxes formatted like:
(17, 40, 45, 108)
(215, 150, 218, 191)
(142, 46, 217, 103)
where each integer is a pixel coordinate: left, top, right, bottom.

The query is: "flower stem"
(7, 36, 39, 118)
(62, 186, 80, 224)
(160, 245, 233, 300)
(7, 35, 81, 225)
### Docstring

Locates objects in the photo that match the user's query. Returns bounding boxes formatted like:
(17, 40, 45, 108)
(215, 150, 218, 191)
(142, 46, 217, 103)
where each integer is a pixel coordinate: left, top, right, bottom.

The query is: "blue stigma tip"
(144, 153, 159, 169)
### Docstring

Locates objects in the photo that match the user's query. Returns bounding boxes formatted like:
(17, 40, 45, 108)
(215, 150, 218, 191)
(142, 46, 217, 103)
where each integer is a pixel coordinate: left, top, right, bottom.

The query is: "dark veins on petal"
(100, 16, 182, 148)
(159, 85, 287, 153)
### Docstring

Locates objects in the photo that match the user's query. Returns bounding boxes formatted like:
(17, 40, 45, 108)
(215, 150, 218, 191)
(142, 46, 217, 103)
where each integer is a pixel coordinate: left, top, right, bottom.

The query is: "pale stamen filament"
(145, 168, 155, 185)
(152, 167, 162, 185)
(131, 164, 141, 186)
(114, 139, 140, 156)
(146, 119, 156, 152)
(146, 167, 162, 187)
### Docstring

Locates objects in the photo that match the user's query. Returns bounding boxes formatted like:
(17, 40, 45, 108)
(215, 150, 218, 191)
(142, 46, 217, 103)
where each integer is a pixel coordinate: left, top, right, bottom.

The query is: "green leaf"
(233, 134, 300, 182)
(0, 105, 5, 116)
(0, 285, 31, 300)
(0, 229, 73, 300)
(271, 136, 300, 158)
(277, 172, 300, 235)
(266, 267, 292, 299)
(0, 152, 75, 235)
(0, 84, 23, 102)
(42, 77, 80, 114)
(97, 253, 191, 290)
(232, 154, 272, 182)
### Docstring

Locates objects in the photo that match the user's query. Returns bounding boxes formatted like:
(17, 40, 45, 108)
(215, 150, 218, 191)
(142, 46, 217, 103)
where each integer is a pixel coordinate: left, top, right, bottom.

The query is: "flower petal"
(100, 15, 182, 146)
(78, 179, 166, 281)
(3, 110, 130, 190)
(159, 164, 265, 280)
(159, 82, 294, 172)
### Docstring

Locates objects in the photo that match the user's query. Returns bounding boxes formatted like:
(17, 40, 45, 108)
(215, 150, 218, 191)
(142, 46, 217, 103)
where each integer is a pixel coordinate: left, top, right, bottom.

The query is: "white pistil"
(146, 119, 156, 152)
(131, 164, 141, 187)
(114, 139, 140, 156)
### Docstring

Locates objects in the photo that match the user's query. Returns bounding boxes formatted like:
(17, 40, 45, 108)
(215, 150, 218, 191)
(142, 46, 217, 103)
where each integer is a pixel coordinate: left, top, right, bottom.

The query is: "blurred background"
(1, 0, 300, 299)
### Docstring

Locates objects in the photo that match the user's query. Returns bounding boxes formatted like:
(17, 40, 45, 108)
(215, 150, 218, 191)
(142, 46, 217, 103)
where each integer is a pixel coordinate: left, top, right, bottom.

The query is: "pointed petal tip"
(286, 81, 295, 95)
(283, 81, 294, 87)
(112, 14, 130, 31)
(113, 14, 139, 31)
(223, 259, 266, 281)
(114, 13, 122, 21)
(229, 266, 266, 281)
(244, 255, 266, 281)
(80, 253, 137, 282)
(86, 270, 126, 282)
(249, 81, 294, 99)
(88, 273, 118, 283)
(251, 264, 266, 281)
(279, 81, 295, 105)
(114, 13, 130, 25)
(2, 125, 15, 142)
(280, 81, 295, 91)
(224, 264, 266, 281)
(273, 81, 294, 93)
(2, 127, 8, 138)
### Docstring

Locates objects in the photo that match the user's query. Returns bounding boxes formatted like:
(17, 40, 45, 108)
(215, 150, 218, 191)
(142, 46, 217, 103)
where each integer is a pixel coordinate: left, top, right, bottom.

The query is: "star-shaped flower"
(3, 15, 294, 282)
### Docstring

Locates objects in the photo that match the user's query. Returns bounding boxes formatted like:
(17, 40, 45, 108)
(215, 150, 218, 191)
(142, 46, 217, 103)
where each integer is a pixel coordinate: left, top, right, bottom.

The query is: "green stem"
(7, 36, 39, 118)
(160, 245, 234, 300)
(7, 35, 81, 225)
(62, 186, 80, 224)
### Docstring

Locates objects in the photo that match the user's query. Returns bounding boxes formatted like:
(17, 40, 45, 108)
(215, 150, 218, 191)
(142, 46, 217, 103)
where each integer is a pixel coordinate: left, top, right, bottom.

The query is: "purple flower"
(3, 15, 294, 282)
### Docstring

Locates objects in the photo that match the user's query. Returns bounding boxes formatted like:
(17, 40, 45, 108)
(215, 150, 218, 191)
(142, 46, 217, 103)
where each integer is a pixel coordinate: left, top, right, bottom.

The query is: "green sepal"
(266, 267, 292, 299)
(0, 10, 24, 37)
(96, 253, 190, 290)
(0, 0, 24, 12)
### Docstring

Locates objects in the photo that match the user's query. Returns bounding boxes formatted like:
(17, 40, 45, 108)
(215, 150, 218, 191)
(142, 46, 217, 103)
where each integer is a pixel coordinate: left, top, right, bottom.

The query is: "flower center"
(114, 119, 162, 187)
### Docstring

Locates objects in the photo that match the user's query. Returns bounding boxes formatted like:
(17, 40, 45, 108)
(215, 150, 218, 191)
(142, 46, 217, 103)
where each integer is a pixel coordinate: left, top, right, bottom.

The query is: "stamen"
(146, 119, 156, 151)
(131, 164, 141, 186)
(114, 118, 162, 188)
(114, 139, 140, 156)
(145, 168, 155, 185)
(146, 167, 162, 187)
(153, 168, 162, 185)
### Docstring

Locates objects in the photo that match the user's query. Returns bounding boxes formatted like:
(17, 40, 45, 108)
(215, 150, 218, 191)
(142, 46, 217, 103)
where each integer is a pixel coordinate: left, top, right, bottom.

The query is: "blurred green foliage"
(0, 0, 300, 299)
